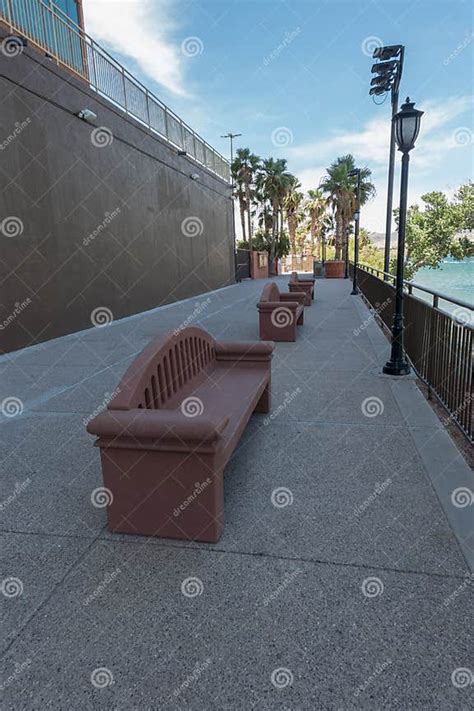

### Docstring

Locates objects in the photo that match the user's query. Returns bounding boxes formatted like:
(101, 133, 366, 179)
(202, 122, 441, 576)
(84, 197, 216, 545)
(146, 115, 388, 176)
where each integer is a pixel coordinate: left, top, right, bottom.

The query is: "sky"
(82, 0, 473, 233)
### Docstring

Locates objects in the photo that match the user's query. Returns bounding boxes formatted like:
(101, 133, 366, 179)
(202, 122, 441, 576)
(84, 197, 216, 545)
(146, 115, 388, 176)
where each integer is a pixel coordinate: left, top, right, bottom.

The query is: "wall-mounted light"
(77, 109, 97, 123)
(178, 150, 187, 156)
(190, 173, 200, 181)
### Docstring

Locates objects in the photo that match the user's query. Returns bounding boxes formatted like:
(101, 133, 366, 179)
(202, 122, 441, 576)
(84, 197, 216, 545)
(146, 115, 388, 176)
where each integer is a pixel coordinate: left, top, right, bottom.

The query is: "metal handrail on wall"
(354, 262, 473, 441)
(0, 0, 231, 182)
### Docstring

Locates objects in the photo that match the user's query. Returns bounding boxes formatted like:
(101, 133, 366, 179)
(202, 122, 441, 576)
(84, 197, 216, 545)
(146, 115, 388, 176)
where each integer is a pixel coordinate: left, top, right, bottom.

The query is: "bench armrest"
(215, 340, 274, 362)
(87, 408, 229, 452)
(257, 300, 301, 312)
(279, 292, 306, 305)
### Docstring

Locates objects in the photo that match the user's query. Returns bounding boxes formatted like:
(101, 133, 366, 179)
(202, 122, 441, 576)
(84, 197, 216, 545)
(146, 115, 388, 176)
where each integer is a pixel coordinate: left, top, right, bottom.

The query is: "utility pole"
(220, 132, 242, 167)
(221, 133, 242, 282)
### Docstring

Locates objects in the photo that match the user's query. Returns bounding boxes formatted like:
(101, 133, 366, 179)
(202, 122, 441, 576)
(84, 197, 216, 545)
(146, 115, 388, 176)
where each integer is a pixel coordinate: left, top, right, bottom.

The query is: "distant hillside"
(367, 231, 396, 248)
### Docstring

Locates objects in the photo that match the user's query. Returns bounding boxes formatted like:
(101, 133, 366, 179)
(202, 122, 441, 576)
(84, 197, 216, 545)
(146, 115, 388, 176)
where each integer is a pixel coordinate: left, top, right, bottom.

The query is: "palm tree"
(305, 189, 327, 259)
(231, 148, 261, 250)
(320, 155, 375, 259)
(284, 176, 304, 255)
(258, 158, 293, 272)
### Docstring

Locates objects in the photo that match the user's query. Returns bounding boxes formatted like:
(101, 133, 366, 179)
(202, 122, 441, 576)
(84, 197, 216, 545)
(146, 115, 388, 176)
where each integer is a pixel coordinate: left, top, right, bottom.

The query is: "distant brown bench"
(288, 271, 315, 305)
(257, 282, 305, 342)
(87, 327, 274, 543)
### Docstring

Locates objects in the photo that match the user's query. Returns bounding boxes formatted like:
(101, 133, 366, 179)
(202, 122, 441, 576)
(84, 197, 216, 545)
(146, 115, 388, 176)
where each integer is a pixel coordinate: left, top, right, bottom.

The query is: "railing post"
(50, 5, 59, 64)
(121, 66, 127, 111)
(90, 40, 98, 90)
(145, 89, 151, 129)
(433, 294, 439, 309)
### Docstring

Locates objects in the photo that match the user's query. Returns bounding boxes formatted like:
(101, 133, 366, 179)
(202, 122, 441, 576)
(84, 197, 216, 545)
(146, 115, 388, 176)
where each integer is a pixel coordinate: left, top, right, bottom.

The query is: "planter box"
(325, 260, 345, 278)
(251, 250, 268, 279)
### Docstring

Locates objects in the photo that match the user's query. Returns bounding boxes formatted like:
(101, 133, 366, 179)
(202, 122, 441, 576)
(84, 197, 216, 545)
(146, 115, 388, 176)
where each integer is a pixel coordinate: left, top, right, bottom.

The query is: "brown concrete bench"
(257, 282, 305, 342)
(86, 327, 274, 543)
(288, 271, 315, 305)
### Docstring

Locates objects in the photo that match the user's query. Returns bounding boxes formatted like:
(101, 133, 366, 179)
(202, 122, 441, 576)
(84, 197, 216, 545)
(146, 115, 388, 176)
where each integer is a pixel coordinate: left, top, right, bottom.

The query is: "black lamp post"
(348, 168, 361, 295)
(383, 97, 423, 376)
(344, 226, 350, 278)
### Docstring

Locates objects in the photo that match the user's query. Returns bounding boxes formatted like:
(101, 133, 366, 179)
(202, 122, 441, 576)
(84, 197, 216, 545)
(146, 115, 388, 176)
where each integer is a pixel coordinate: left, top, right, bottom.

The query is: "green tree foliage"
(320, 155, 375, 259)
(252, 228, 290, 260)
(400, 181, 473, 279)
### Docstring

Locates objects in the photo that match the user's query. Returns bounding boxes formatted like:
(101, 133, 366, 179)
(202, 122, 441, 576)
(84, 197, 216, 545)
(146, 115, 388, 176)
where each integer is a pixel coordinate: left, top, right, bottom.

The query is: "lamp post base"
(350, 288, 358, 295)
(383, 359, 410, 376)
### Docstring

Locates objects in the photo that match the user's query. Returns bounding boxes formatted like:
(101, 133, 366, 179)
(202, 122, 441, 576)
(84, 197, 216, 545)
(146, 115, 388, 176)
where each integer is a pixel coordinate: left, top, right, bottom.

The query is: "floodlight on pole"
(368, 43, 405, 278)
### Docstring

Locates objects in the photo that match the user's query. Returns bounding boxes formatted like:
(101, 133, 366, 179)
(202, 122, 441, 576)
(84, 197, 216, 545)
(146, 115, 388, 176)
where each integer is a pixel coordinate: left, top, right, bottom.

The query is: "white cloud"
(287, 95, 473, 169)
(82, 0, 188, 97)
(286, 95, 473, 231)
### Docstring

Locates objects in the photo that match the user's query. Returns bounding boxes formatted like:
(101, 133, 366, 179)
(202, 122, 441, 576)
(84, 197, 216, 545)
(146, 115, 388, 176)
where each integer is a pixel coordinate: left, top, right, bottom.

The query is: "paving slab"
(1, 276, 472, 709)
(1, 539, 472, 709)
(0, 531, 94, 655)
(97, 420, 467, 576)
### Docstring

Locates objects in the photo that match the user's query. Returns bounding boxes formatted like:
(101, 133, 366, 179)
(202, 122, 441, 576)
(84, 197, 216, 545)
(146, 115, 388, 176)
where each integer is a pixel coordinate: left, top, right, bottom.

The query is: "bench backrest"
(108, 327, 216, 411)
(260, 282, 280, 303)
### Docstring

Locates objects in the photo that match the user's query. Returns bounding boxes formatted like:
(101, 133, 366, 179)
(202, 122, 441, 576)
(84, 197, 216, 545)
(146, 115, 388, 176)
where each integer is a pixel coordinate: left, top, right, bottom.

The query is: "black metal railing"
(354, 263, 473, 441)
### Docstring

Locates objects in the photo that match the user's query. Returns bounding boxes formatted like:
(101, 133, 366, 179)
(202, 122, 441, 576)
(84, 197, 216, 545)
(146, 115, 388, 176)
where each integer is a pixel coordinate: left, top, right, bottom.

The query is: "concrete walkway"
(1, 277, 473, 709)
